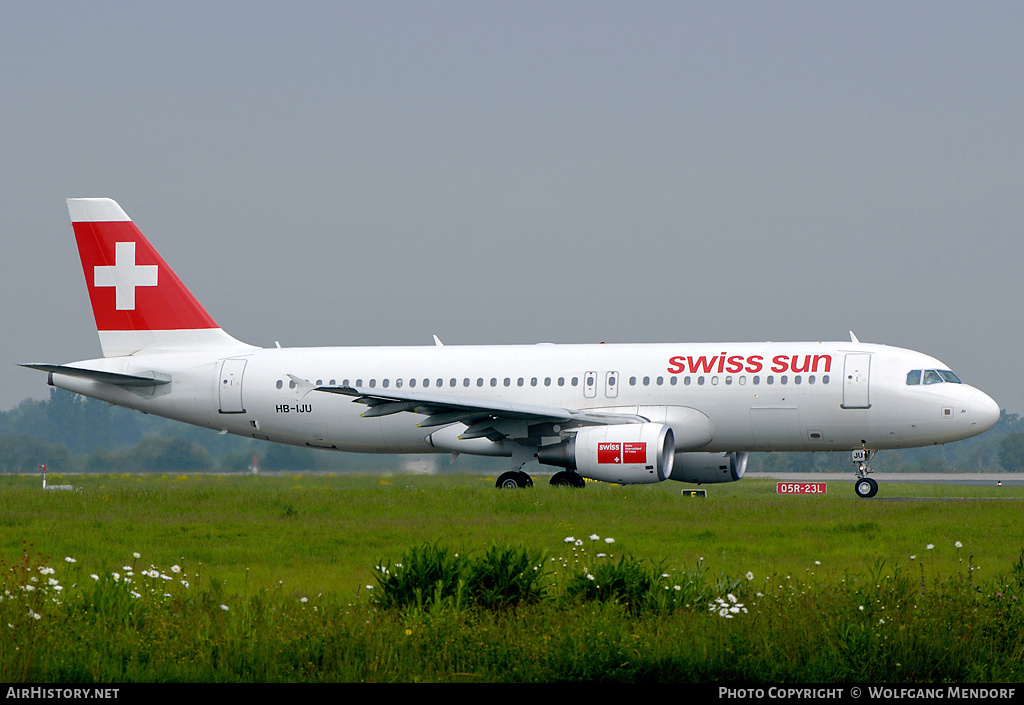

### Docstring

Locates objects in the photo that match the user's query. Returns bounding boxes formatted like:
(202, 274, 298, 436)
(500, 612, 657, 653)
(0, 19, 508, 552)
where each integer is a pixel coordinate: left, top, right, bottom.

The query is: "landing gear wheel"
(550, 471, 586, 488)
(496, 471, 533, 489)
(855, 477, 878, 498)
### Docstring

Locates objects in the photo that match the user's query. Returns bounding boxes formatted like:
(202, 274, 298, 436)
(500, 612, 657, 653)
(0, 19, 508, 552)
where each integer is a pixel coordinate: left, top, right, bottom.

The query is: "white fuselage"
(49, 340, 999, 458)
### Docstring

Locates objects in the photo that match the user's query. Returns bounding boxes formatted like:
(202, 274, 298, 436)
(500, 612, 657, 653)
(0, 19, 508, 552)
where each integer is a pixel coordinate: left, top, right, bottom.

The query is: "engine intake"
(537, 423, 675, 484)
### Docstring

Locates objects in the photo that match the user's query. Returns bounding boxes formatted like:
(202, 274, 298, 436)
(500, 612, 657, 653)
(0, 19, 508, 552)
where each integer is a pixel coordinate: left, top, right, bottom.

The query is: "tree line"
(0, 388, 1022, 474)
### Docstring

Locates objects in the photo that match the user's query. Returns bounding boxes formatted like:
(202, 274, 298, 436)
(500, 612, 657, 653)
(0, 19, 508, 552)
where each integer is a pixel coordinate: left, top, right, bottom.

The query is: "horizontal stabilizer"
(20, 363, 171, 388)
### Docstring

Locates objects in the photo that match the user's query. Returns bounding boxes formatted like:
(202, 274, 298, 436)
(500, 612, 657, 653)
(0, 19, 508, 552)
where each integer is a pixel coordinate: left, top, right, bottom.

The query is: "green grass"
(1, 472, 1022, 681)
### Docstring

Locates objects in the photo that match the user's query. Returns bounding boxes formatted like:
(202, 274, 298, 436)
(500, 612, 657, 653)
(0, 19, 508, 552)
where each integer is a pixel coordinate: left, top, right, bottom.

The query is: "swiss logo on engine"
(597, 442, 647, 464)
(597, 442, 622, 464)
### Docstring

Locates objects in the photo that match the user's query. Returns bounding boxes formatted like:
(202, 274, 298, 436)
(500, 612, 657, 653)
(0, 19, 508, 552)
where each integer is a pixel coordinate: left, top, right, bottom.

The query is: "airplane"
(22, 198, 1001, 498)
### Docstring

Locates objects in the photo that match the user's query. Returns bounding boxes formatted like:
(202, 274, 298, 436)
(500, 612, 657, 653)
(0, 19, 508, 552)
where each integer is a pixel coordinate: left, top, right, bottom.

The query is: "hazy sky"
(2, 2, 1023, 413)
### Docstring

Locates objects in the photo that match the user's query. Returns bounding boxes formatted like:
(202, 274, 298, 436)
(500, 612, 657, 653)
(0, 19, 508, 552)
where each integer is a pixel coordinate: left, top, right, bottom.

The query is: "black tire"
(497, 471, 521, 489)
(550, 471, 585, 488)
(496, 471, 533, 489)
(855, 477, 878, 498)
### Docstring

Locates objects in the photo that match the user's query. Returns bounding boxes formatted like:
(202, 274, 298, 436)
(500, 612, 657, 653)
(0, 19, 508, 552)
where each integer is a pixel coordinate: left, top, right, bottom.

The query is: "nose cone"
(970, 390, 1000, 433)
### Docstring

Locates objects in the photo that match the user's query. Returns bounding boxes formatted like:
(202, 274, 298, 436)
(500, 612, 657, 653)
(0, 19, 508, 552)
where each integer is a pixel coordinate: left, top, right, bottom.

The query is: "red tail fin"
(68, 198, 251, 357)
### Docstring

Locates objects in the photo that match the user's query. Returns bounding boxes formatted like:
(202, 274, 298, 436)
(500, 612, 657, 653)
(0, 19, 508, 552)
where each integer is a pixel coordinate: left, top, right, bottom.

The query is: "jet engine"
(669, 451, 748, 484)
(536, 423, 675, 484)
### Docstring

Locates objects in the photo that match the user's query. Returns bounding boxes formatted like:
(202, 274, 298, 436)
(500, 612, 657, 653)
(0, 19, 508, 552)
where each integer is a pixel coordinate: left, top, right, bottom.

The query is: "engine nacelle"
(669, 451, 747, 484)
(536, 423, 675, 484)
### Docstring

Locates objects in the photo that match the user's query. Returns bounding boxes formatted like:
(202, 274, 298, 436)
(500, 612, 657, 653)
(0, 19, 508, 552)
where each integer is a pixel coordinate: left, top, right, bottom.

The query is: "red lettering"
(688, 356, 717, 373)
(812, 354, 832, 373)
(791, 355, 811, 373)
(665, 352, 829, 376)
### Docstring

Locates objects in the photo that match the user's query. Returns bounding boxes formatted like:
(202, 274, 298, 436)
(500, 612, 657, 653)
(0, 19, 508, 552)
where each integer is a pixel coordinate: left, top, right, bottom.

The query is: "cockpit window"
(907, 369, 963, 385)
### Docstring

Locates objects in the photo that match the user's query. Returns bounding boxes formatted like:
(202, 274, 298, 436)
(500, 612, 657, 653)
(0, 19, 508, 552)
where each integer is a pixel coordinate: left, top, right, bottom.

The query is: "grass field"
(2, 472, 1022, 682)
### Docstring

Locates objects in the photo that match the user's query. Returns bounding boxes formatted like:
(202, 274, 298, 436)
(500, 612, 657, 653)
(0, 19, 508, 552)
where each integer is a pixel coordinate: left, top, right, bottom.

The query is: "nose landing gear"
(853, 449, 878, 498)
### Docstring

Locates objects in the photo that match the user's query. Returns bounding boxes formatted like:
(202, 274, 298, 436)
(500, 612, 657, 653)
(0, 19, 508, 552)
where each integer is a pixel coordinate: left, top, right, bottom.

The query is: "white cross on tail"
(93, 242, 158, 310)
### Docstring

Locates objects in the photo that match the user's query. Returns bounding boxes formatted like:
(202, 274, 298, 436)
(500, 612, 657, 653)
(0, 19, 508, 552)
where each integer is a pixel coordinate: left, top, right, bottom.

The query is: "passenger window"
(276, 380, 283, 389)
(906, 370, 921, 385)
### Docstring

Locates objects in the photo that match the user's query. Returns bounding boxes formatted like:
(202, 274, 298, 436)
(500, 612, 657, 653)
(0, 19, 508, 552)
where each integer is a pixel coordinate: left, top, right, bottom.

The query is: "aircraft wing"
(305, 380, 644, 441)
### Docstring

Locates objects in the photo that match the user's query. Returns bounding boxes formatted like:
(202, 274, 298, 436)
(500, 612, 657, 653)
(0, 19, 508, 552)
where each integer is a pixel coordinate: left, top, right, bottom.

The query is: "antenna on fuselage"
(849, 331, 860, 344)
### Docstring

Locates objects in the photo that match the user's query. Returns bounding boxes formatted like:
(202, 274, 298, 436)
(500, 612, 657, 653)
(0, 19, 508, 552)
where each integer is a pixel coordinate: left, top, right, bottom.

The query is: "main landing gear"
(495, 471, 534, 489)
(853, 449, 878, 498)
(549, 471, 586, 488)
